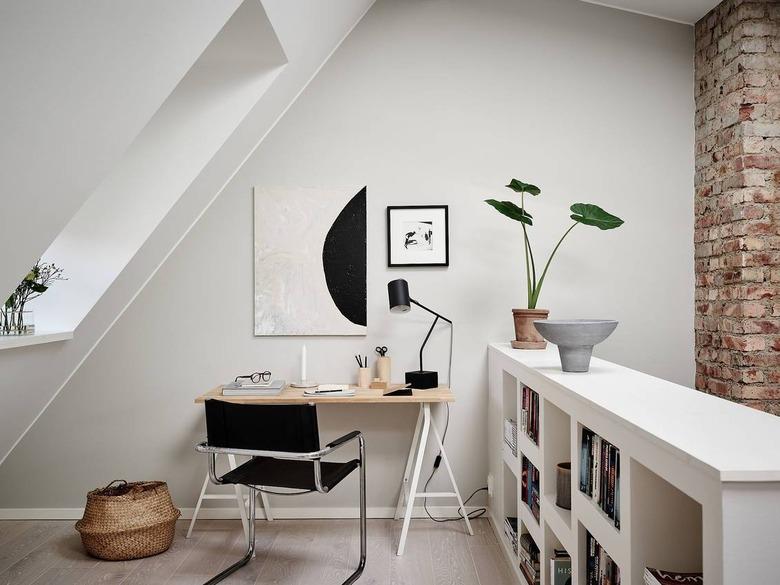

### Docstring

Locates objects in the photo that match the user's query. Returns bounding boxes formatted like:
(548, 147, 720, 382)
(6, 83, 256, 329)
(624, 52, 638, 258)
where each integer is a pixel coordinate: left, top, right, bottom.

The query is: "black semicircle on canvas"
(322, 187, 367, 327)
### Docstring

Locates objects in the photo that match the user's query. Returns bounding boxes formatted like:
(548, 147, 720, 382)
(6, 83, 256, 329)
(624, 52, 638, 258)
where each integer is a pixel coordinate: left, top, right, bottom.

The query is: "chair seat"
(222, 457, 360, 492)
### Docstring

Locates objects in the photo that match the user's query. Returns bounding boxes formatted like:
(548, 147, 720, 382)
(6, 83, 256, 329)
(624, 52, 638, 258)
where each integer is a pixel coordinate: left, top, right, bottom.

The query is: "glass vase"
(0, 309, 34, 335)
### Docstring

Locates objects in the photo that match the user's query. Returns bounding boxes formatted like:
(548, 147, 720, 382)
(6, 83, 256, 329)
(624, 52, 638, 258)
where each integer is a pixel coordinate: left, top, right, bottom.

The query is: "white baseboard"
(0, 505, 483, 521)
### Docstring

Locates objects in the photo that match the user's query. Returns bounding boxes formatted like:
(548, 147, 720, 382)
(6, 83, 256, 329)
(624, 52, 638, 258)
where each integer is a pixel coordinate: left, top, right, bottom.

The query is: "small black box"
(405, 370, 438, 389)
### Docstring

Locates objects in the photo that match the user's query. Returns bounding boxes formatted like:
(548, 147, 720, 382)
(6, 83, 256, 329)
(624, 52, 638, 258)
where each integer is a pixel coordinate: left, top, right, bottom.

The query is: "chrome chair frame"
(195, 431, 366, 585)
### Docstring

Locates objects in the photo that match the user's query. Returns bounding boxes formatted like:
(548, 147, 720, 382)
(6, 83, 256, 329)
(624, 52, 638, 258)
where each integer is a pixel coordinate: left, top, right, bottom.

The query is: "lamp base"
(405, 370, 438, 389)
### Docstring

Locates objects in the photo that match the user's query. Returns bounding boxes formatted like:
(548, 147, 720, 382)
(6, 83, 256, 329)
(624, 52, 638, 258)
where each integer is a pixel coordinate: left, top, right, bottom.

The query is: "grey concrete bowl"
(533, 320, 618, 372)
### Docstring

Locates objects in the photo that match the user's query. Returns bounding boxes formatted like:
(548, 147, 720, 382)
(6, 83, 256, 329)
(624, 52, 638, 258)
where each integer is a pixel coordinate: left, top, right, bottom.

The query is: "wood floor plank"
(0, 524, 78, 585)
(174, 520, 243, 578)
(1, 518, 505, 585)
(389, 521, 435, 585)
(426, 521, 480, 585)
(119, 523, 204, 585)
(252, 520, 317, 585)
(470, 544, 515, 585)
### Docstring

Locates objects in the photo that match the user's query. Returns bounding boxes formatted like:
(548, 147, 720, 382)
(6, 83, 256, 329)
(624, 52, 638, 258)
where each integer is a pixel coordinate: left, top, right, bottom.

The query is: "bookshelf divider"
(488, 342, 780, 585)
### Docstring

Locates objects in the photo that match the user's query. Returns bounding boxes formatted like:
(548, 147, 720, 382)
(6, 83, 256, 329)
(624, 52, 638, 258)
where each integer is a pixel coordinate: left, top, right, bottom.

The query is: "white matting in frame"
(387, 205, 449, 267)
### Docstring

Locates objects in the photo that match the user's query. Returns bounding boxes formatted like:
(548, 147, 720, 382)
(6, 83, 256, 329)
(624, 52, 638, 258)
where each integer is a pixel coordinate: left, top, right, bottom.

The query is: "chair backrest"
(205, 400, 320, 453)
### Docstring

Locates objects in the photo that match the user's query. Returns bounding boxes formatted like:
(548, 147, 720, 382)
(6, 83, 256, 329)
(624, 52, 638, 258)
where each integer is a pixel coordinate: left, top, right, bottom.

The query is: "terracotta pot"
(511, 308, 549, 349)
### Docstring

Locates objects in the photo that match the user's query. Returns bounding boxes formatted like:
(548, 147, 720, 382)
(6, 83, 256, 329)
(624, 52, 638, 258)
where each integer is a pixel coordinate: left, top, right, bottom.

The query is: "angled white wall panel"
(0, 0, 242, 301)
(0, 0, 376, 470)
(35, 0, 287, 331)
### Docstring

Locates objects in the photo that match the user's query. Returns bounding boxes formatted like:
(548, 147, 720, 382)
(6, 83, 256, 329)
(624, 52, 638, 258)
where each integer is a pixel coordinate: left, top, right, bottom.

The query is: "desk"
(193, 384, 472, 555)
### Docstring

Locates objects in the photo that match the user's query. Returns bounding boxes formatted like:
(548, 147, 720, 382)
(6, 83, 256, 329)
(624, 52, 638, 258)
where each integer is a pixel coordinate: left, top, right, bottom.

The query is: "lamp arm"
(410, 298, 452, 324)
(410, 298, 452, 372)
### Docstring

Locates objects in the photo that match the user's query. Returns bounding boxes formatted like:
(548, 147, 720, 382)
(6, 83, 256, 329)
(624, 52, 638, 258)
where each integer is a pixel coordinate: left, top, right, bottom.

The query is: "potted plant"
(1, 260, 66, 335)
(485, 179, 624, 349)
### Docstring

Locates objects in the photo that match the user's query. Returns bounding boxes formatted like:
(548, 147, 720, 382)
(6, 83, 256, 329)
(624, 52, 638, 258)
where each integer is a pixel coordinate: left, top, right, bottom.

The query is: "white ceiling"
(580, 0, 721, 25)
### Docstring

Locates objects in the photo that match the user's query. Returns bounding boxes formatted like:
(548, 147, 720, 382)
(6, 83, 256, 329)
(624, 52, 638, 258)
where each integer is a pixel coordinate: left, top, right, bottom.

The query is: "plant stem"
(530, 222, 579, 308)
(520, 192, 538, 309)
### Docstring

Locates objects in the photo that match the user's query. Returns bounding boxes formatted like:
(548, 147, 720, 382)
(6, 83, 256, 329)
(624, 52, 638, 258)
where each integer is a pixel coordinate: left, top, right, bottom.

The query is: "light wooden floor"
(0, 518, 514, 585)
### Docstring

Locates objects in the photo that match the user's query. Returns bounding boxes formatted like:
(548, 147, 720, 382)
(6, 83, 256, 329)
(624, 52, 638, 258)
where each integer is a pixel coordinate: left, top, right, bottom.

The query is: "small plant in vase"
(1, 260, 66, 335)
(485, 179, 624, 349)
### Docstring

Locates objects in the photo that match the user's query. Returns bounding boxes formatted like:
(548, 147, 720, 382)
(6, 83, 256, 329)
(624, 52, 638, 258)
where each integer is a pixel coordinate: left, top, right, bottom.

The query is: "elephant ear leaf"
(505, 179, 541, 196)
(570, 203, 624, 230)
(485, 199, 533, 225)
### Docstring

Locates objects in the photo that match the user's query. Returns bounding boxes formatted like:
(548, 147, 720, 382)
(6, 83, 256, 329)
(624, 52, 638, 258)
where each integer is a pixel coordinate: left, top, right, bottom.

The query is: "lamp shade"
(388, 279, 411, 313)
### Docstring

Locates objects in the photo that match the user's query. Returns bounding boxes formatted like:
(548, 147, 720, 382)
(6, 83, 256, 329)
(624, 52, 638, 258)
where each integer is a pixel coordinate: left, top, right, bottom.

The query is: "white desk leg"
(398, 403, 431, 556)
(431, 416, 474, 536)
(227, 455, 250, 540)
(186, 472, 211, 538)
(394, 406, 424, 520)
(259, 490, 273, 521)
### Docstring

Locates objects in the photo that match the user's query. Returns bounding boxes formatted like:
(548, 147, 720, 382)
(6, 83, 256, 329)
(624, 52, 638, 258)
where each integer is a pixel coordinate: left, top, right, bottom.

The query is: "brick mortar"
(694, 0, 780, 415)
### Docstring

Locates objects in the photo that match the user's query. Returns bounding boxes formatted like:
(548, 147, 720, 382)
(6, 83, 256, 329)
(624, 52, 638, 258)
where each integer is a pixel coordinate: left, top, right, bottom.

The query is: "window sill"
(0, 331, 74, 350)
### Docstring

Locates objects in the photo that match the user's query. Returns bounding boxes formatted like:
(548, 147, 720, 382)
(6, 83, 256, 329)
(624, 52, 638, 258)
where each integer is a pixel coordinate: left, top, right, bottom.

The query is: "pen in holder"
(357, 367, 371, 388)
(376, 356, 391, 383)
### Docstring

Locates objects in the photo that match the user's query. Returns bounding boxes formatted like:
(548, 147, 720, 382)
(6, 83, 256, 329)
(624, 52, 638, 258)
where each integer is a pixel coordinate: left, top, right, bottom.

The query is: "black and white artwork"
(387, 205, 449, 267)
(254, 186, 367, 336)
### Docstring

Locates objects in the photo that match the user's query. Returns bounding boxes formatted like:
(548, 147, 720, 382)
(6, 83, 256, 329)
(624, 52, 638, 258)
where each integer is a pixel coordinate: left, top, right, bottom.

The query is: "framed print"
(387, 205, 449, 267)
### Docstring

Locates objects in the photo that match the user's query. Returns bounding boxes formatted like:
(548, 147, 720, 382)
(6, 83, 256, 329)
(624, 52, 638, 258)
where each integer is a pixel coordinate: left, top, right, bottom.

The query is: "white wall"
(0, 0, 694, 513)
(0, 0, 375, 469)
(0, 1, 242, 301)
(35, 0, 287, 331)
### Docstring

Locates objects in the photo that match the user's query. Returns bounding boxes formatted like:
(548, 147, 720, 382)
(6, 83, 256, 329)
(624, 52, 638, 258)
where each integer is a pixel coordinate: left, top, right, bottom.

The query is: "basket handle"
(102, 479, 128, 491)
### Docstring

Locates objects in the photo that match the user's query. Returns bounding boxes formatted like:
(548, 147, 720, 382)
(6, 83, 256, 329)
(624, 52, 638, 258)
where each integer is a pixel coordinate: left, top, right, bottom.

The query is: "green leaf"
(5, 294, 15, 309)
(30, 283, 48, 293)
(505, 179, 541, 196)
(485, 199, 533, 225)
(570, 203, 624, 230)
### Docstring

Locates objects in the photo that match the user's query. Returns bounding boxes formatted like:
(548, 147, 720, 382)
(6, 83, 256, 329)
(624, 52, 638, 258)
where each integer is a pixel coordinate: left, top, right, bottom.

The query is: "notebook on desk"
(221, 380, 285, 396)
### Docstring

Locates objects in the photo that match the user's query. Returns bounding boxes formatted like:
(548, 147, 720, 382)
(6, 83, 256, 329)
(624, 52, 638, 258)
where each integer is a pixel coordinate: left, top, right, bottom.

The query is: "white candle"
(301, 344, 307, 382)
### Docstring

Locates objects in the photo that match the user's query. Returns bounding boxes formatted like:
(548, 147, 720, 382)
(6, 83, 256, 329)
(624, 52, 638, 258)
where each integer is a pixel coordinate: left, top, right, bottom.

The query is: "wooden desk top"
(194, 384, 454, 405)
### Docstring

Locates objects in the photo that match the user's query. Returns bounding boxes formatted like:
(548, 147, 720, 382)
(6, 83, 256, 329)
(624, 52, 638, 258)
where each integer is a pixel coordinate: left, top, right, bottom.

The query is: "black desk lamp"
(388, 278, 452, 389)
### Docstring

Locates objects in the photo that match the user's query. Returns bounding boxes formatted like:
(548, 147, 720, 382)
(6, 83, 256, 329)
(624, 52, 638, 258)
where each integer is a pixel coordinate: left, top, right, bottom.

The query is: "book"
(580, 427, 621, 528)
(221, 380, 285, 396)
(644, 568, 703, 585)
(551, 555, 572, 585)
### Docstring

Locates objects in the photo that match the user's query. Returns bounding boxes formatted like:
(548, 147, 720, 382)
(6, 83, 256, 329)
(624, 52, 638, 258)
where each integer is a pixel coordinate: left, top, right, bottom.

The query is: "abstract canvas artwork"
(254, 186, 367, 336)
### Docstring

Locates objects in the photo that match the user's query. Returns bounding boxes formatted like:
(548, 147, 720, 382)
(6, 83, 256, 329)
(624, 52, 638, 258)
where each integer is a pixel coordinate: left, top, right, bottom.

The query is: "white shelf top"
(490, 342, 780, 482)
(0, 330, 73, 350)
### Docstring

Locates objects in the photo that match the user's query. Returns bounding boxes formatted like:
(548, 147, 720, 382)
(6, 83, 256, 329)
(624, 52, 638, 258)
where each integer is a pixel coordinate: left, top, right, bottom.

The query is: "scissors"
(375, 346, 388, 357)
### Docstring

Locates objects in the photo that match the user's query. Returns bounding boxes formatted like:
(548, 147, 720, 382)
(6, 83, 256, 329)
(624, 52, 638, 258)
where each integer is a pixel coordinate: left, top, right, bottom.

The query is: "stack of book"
(520, 385, 540, 444)
(550, 550, 572, 585)
(521, 455, 540, 522)
(503, 516, 518, 555)
(504, 418, 518, 457)
(519, 533, 540, 585)
(221, 379, 285, 396)
(586, 531, 620, 585)
(644, 568, 703, 585)
(579, 427, 620, 529)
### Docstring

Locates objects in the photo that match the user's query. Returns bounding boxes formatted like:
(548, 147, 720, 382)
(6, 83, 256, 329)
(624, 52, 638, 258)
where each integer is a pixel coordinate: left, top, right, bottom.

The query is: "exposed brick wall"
(695, 0, 780, 414)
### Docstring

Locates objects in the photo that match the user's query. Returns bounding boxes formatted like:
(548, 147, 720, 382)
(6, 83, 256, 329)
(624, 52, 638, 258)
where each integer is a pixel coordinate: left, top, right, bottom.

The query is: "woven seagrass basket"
(75, 480, 181, 561)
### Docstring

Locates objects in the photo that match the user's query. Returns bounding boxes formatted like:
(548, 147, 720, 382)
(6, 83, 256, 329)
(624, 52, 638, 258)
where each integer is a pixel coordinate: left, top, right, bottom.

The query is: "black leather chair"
(195, 400, 366, 585)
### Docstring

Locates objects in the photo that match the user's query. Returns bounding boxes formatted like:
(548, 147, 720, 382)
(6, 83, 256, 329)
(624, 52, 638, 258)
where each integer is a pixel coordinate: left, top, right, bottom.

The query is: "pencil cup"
(376, 357, 391, 383)
(357, 367, 371, 388)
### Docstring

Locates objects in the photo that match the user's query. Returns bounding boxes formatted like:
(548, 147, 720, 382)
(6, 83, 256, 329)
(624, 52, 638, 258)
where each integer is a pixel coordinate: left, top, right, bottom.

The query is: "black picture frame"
(386, 205, 449, 267)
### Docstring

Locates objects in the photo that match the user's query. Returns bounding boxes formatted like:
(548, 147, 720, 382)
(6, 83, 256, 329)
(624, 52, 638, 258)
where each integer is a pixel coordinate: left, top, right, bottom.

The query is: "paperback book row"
(580, 427, 620, 529)
(586, 531, 620, 585)
(521, 385, 540, 444)
(644, 568, 703, 585)
(519, 533, 540, 585)
(504, 417, 518, 458)
(550, 550, 572, 585)
(520, 455, 540, 522)
(503, 516, 518, 556)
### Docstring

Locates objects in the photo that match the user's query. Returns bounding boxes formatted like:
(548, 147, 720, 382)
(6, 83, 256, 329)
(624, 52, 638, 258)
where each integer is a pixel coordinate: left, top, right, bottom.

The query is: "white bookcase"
(488, 343, 780, 585)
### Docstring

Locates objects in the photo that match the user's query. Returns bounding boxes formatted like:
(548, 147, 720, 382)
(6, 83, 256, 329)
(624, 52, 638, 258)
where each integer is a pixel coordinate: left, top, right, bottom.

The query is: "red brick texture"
(695, 0, 780, 415)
